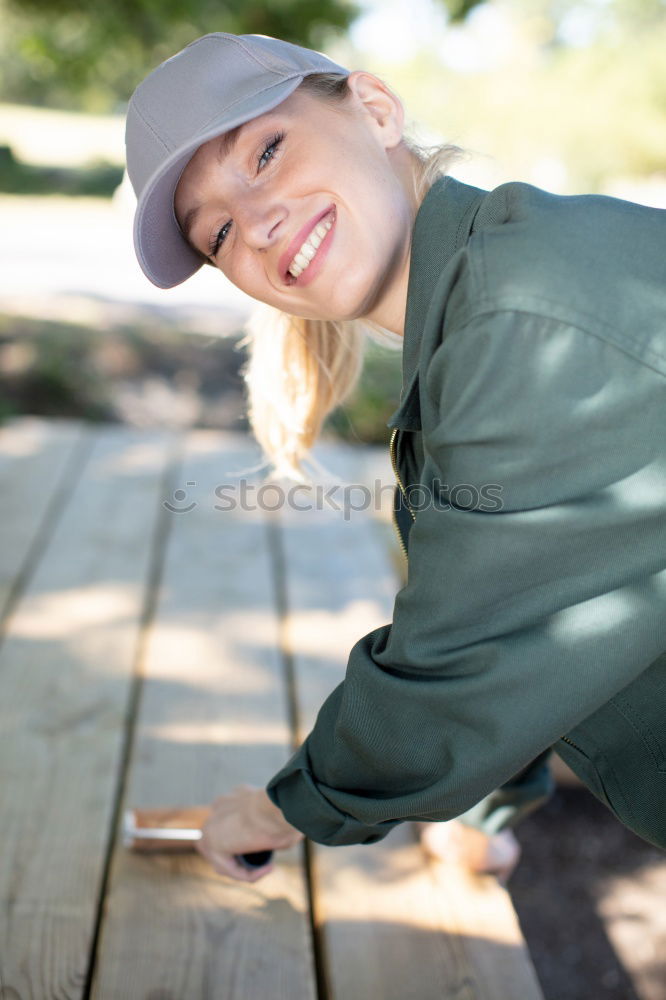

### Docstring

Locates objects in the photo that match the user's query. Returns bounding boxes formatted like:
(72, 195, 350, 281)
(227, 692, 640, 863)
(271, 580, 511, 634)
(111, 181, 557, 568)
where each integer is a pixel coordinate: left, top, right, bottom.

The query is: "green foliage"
(377, 3, 666, 194)
(0, 144, 123, 195)
(0, 311, 403, 445)
(0, 314, 114, 422)
(0, 312, 251, 430)
(0, 0, 359, 111)
(440, 0, 485, 20)
(439, 0, 666, 33)
(325, 341, 403, 446)
(3, 0, 665, 115)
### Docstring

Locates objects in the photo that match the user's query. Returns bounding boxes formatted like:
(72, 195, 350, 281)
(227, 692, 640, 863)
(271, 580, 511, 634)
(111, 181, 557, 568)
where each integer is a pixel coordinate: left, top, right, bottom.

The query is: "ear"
(345, 70, 405, 149)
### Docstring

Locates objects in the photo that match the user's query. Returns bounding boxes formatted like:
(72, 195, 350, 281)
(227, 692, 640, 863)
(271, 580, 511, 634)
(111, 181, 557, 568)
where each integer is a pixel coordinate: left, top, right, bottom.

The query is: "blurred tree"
(440, 0, 666, 36)
(523, 0, 666, 45)
(441, 0, 666, 31)
(2, 0, 665, 111)
(440, 0, 486, 19)
(0, 0, 359, 111)
(386, 0, 666, 192)
(601, 0, 666, 22)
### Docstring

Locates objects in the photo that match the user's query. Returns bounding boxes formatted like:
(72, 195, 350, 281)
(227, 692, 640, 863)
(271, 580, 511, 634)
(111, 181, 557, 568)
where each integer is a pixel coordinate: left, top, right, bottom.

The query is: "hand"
(195, 784, 304, 882)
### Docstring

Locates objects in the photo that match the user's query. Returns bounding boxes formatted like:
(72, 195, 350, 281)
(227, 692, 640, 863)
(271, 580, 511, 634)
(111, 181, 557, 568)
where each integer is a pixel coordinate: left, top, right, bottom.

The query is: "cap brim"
(133, 76, 304, 289)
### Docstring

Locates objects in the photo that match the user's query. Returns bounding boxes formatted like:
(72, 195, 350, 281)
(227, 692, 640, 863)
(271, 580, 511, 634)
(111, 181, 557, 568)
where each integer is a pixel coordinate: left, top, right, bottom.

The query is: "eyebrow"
(218, 123, 244, 163)
(179, 124, 245, 247)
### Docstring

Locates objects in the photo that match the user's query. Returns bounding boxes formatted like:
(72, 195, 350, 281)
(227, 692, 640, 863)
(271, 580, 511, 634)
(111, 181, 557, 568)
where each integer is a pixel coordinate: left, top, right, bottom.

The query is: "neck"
(363, 147, 422, 338)
(364, 241, 411, 337)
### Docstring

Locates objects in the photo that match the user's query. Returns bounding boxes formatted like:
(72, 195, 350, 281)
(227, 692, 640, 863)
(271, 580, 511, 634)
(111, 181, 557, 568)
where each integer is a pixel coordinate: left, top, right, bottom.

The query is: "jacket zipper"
(389, 427, 415, 561)
(560, 734, 583, 752)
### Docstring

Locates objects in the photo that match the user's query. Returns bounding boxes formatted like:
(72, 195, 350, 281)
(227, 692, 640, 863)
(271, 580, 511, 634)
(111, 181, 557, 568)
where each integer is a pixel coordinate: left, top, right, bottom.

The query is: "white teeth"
(287, 213, 334, 279)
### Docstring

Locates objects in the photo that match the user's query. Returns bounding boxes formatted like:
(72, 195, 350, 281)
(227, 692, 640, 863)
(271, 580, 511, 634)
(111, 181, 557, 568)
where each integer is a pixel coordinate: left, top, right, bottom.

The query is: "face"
(173, 73, 417, 329)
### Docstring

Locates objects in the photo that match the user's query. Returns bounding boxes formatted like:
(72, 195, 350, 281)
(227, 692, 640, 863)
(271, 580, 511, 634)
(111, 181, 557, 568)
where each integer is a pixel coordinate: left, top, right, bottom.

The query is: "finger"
(194, 838, 210, 860)
(211, 851, 264, 882)
(228, 857, 274, 882)
(195, 839, 229, 871)
(208, 795, 230, 813)
(244, 861, 274, 882)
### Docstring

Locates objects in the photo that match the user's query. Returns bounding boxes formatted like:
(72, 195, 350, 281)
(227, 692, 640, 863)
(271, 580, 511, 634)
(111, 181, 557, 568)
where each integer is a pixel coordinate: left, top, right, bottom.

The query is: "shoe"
(415, 819, 521, 884)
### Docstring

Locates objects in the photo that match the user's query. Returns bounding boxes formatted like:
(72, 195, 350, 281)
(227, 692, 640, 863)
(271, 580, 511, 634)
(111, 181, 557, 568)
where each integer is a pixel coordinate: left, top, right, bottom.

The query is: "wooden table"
(0, 416, 544, 999)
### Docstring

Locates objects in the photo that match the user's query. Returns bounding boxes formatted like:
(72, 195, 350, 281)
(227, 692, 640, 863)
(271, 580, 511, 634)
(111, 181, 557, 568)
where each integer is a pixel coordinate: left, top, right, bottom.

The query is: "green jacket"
(266, 176, 666, 849)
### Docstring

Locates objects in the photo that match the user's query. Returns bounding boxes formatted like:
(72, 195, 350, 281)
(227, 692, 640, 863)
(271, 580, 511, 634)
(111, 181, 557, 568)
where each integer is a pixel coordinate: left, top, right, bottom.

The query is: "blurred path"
(0, 192, 254, 335)
(0, 102, 257, 336)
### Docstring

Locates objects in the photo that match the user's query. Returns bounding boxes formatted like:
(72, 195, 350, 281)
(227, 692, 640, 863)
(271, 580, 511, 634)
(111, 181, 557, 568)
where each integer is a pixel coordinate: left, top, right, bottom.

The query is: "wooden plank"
(0, 416, 91, 626)
(0, 421, 176, 998)
(91, 429, 316, 1000)
(278, 439, 545, 1000)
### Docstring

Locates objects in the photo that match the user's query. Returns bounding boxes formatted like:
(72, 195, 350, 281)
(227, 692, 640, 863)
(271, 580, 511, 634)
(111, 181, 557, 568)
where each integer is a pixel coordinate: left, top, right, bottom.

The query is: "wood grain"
(0, 420, 176, 998)
(91, 429, 316, 1000)
(0, 421, 544, 999)
(277, 440, 544, 1000)
(0, 416, 90, 625)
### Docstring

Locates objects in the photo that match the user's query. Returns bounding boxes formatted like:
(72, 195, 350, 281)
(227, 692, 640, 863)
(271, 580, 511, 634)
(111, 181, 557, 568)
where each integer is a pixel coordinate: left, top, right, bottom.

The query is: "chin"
(325, 274, 380, 323)
(287, 293, 368, 325)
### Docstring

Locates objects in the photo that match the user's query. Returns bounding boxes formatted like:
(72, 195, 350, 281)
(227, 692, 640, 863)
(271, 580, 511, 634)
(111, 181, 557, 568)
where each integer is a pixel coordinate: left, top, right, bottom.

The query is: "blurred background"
(0, 2, 665, 997)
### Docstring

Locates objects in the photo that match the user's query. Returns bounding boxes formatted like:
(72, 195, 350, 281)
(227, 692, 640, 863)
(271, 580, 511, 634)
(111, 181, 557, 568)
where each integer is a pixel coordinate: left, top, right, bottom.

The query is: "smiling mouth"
(286, 208, 336, 280)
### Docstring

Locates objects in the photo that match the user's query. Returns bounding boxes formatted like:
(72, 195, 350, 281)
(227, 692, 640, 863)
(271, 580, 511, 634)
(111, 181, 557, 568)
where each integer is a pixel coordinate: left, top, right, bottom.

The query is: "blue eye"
(207, 131, 284, 259)
(257, 131, 284, 171)
(208, 221, 232, 258)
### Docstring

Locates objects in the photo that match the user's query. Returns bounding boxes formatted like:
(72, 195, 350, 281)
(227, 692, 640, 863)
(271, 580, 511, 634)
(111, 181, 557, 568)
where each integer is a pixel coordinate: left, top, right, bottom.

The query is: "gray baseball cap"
(125, 33, 349, 289)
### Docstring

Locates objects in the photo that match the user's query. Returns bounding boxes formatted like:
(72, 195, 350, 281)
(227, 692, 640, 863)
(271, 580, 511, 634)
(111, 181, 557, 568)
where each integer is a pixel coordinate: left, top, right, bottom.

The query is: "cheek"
(219, 252, 261, 294)
(219, 255, 287, 313)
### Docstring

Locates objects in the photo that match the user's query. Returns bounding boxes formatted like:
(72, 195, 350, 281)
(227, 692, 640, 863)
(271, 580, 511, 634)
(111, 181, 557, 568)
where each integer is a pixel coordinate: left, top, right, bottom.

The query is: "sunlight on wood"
(95, 438, 174, 473)
(0, 421, 544, 997)
(10, 583, 140, 637)
(316, 839, 525, 944)
(285, 602, 388, 658)
(0, 415, 82, 457)
(141, 720, 288, 745)
(428, 862, 530, 947)
(143, 614, 281, 687)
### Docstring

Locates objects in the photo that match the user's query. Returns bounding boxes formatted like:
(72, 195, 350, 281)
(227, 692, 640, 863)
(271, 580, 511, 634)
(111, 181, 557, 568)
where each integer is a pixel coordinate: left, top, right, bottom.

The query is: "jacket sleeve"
(266, 310, 666, 846)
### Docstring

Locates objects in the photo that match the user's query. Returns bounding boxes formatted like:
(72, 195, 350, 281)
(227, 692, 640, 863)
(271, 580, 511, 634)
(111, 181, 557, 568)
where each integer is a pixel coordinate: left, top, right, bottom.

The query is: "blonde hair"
(241, 73, 464, 482)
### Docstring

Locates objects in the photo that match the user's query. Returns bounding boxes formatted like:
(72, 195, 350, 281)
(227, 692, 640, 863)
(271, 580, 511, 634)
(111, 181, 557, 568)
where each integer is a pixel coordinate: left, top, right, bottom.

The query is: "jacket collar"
(387, 175, 488, 431)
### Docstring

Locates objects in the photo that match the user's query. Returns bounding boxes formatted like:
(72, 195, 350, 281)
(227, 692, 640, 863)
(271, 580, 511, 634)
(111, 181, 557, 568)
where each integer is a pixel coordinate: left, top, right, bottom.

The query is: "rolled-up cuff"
(265, 745, 401, 847)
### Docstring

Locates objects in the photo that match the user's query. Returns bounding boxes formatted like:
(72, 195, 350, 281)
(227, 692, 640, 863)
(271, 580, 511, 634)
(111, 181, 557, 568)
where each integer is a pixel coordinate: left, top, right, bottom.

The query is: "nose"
(236, 194, 286, 252)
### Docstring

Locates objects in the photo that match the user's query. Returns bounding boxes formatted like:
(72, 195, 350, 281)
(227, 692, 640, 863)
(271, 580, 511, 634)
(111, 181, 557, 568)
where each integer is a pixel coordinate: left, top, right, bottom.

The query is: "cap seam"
(228, 34, 308, 75)
(135, 73, 303, 153)
(196, 73, 304, 135)
(186, 32, 339, 78)
(130, 100, 172, 153)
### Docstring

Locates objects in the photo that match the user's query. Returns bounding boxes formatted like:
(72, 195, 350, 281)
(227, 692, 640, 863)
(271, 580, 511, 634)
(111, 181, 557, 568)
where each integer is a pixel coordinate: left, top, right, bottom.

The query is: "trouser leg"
(455, 748, 555, 836)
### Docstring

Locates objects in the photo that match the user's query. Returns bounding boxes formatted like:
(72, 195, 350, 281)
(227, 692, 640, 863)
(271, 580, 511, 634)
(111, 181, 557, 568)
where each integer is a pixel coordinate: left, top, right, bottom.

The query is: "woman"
(125, 32, 666, 885)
